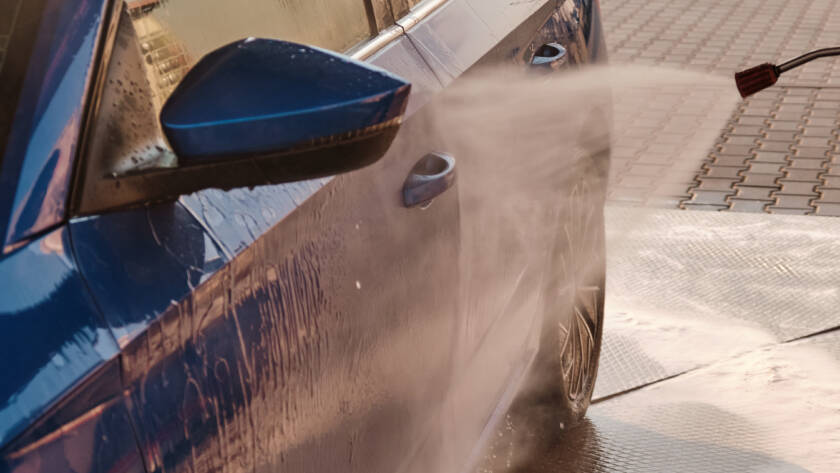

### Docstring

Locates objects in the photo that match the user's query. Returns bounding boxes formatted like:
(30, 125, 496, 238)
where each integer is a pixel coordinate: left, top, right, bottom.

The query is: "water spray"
(734, 47, 840, 98)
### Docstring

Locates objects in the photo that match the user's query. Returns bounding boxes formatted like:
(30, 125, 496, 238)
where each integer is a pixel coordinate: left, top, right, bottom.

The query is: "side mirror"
(76, 38, 410, 213)
(161, 38, 410, 174)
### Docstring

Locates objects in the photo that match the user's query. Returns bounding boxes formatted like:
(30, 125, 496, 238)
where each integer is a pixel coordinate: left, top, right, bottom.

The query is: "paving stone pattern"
(601, 0, 840, 215)
(606, 83, 736, 208)
(683, 87, 840, 215)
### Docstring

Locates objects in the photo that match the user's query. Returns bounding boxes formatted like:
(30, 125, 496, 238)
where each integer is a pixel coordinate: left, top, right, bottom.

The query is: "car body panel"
(417, 2, 606, 469)
(465, 0, 552, 39)
(401, 0, 498, 85)
(0, 1, 609, 472)
(0, 227, 118, 448)
(2, 395, 145, 473)
(69, 203, 227, 345)
(367, 36, 445, 118)
(116, 125, 462, 473)
(0, 0, 108, 249)
(176, 35, 443, 260)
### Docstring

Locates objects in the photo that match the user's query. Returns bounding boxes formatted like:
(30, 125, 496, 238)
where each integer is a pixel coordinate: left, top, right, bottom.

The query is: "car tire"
(510, 152, 607, 431)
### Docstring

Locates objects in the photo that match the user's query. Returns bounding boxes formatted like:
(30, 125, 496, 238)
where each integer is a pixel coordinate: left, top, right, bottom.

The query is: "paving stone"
(695, 177, 738, 191)
(646, 143, 684, 154)
(728, 199, 769, 213)
(767, 207, 812, 215)
(730, 125, 763, 136)
(733, 186, 775, 200)
(757, 141, 792, 152)
(821, 175, 840, 187)
(602, 0, 840, 217)
(739, 172, 780, 187)
(768, 121, 801, 131)
(798, 137, 833, 148)
(745, 98, 778, 108)
(801, 126, 835, 137)
(778, 180, 819, 195)
(684, 190, 732, 206)
(776, 104, 809, 116)
(652, 183, 693, 197)
(812, 100, 840, 110)
(809, 108, 839, 118)
(713, 155, 751, 166)
(774, 195, 816, 208)
(752, 151, 789, 163)
(817, 189, 840, 203)
(703, 165, 742, 179)
(636, 154, 677, 165)
(747, 162, 784, 174)
(736, 116, 768, 126)
(622, 127, 660, 138)
(741, 106, 776, 117)
(627, 164, 670, 176)
(772, 111, 806, 121)
(717, 144, 754, 155)
(763, 131, 798, 142)
(812, 202, 840, 216)
(817, 91, 840, 101)
(805, 117, 837, 127)
(618, 176, 658, 188)
(786, 88, 816, 96)
(788, 158, 827, 170)
(784, 169, 823, 181)
(793, 147, 831, 158)
(680, 202, 730, 212)
(781, 95, 811, 104)
(724, 136, 758, 146)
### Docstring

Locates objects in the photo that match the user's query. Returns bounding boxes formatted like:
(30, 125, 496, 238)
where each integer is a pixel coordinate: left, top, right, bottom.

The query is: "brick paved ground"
(601, 0, 840, 215)
(684, 87, 840, 215)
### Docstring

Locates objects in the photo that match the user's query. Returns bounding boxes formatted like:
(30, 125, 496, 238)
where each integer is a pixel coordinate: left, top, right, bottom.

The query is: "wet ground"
(479, 208, 840, 473)
(476, 0, 840, 471)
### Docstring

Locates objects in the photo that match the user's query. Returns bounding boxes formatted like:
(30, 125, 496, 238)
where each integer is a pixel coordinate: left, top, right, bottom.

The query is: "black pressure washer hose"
(734, 47, 840, 98)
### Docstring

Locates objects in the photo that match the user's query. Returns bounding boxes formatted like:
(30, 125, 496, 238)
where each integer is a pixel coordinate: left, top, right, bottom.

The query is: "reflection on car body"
(0, 1, 610, 472)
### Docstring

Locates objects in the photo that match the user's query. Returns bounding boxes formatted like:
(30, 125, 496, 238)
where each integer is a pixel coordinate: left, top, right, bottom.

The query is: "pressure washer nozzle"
(734, 63, 780, 98)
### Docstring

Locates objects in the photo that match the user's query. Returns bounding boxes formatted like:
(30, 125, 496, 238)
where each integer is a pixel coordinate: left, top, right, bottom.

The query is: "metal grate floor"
(478, 207, 840, 472)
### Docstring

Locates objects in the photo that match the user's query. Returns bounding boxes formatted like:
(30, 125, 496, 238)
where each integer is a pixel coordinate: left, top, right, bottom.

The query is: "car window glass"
(0, 2, 19, 70)
(388, 0, 426, 19)
(125, 0, 373, 109)
(0, 0, 29, 175)
(79, 0, 374, 184)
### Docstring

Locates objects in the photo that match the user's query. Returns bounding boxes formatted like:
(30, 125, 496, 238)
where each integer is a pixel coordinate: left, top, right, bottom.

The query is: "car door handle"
(403, 152, 456, 208)
(531, 42, 568, 69)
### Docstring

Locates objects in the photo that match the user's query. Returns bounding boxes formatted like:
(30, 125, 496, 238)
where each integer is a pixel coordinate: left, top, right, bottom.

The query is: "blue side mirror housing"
(161, 38, 410, 171)
(74, 38, 411, 215)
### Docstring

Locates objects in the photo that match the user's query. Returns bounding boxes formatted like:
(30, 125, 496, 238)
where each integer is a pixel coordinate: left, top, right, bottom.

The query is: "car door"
(69, 2, 460, 473)
(386, 0, 606, 468)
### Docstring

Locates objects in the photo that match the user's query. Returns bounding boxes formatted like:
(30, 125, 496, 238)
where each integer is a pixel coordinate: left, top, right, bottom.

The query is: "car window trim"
(393, 0, 449, 33)
(68, 0, 125, 216)
(351, 0, 449, 60)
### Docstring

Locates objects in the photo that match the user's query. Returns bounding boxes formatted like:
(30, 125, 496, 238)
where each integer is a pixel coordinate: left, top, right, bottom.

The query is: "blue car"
(0, 0, 608, 472)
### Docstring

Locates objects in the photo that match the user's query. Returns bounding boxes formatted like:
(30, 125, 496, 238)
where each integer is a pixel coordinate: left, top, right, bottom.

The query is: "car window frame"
(0, 0, 51, 240)
(354, 0, 448, 59)
(0, 0, 50, 177)
(68, 0, 451, 218)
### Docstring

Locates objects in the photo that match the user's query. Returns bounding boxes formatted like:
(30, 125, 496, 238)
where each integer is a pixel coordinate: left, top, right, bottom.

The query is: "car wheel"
(555, 177, 605, 421)
(511, 161, 606, 430)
